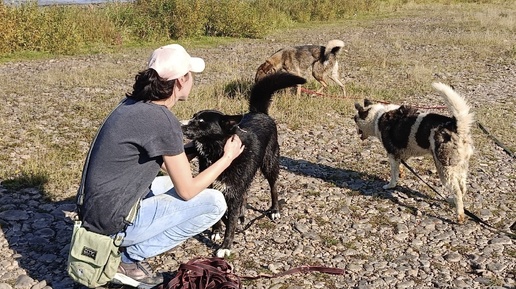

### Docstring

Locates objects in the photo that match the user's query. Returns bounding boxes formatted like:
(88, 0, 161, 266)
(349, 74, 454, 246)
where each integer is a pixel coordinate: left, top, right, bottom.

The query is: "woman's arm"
(163, 135, 244, 200)
(160, 142, 198, 172)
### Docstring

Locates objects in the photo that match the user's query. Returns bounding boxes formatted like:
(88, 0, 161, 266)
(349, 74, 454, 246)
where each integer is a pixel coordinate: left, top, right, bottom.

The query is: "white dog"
(353, 83, 474, 223)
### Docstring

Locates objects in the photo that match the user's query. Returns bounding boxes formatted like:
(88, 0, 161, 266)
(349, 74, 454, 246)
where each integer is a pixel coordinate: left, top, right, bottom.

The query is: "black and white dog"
(353, 83, 474, 223)
(182, 73, 306, 257)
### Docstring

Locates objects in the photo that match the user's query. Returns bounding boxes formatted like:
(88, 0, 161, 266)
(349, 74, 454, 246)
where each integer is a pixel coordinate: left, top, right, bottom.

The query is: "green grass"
(0, 0, 389, 58)
(0, 1, 515, 202)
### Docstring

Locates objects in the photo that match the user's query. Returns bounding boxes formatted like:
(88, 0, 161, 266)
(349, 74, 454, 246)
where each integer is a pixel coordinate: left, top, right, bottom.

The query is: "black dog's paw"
(269, 209, 281, 221)
(216, 248, 231, 258)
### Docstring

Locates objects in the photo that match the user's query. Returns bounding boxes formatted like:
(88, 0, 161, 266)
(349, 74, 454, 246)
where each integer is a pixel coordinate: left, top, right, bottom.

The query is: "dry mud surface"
(0, 4, 515, 289)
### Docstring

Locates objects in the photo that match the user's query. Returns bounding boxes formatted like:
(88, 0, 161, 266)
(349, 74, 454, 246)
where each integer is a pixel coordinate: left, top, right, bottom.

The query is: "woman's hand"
(164, 134, 244, 201)
(223, 135, 245, 161)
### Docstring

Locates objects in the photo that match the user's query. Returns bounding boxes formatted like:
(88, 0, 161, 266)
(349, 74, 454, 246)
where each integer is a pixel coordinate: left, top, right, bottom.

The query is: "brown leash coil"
(158, 257, 345, 289)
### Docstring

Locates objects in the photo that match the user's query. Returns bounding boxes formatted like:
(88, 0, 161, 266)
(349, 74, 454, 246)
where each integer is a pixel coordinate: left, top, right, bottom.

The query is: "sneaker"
(111, 261, 163, 289)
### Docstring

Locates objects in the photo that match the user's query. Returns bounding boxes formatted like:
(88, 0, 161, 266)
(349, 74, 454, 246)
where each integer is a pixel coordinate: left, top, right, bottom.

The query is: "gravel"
(0, 3, 515, 289)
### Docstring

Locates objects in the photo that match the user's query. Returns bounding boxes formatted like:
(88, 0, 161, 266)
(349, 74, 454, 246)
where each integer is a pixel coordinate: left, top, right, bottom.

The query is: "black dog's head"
(182, 109, 244, 141)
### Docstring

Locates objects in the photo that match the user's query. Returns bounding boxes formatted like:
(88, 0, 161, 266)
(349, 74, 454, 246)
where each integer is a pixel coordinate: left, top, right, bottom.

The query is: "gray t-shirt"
(79, 98, 184, 235)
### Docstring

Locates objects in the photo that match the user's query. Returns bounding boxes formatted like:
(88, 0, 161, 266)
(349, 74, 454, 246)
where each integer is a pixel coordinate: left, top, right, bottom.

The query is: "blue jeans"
(119, 176, 227, 263)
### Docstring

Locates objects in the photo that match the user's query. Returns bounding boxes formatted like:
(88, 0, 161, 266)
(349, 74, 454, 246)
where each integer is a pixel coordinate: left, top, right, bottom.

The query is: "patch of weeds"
(383, 253, 396, 262)
(321, 234, 340, 247)
(2, 172, 47, 191)
(311, 272, 338, 288)
(342, 241, 357, 250)
(255, 218, 275, 230)
(303, 190, 320, 197)
(447, 245, 469, 255)
(224, 253, 237, 263)
(241, 258, 258, 270)
(223, 78, 252, 99)
(314, 215, 329, 226)
(430, 261, 444, 271)
(347, 189, 362, 197)
(241, 279, 257, 287)
(403, 206, 418, 216)
(329, 199, 348, 214)
(291, 213, 308, 222)
(369, 214, 397, 229)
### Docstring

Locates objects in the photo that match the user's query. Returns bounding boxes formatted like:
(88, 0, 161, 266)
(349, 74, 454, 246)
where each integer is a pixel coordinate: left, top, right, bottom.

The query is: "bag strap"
(76, 101, 122, 208)
(75, 100, 138, 226)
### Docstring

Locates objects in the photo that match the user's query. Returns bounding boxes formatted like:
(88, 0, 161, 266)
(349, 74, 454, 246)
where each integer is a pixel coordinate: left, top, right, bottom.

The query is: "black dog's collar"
(184, 146, 197, 156)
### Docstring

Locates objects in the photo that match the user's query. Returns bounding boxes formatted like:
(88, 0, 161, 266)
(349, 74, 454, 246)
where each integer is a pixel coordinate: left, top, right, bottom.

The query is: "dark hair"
(126, 68, 175, 101)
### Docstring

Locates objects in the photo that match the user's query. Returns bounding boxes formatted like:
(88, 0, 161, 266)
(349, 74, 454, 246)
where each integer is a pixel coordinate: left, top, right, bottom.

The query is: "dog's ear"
(355, 102, 370, 120)
(262, 61, 274, 73)
(221, 115, 244, 133)
(364, 99, 373, 107)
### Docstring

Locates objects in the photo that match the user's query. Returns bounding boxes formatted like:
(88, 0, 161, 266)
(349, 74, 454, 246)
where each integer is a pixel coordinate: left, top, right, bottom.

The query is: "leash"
(233, 207, 346, 279)
(300, 87, 515, 235)
(400, 160, 516, 239)
(240, 265, 345, 280)
(299, 87, 448, 110)
(159, 257, 345, 289)
(477, 122, 515, 159)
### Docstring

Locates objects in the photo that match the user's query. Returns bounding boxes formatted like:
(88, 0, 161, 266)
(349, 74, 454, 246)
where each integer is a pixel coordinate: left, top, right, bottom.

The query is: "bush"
(0, 0, 389, 56)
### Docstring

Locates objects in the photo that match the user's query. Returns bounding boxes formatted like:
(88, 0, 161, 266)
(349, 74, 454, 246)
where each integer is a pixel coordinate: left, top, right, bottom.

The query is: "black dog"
(182, 73, 306, 257)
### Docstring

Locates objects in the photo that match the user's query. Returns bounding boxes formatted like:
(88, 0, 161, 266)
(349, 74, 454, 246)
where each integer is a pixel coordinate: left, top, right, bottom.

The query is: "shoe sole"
(111, 273, 158, 289)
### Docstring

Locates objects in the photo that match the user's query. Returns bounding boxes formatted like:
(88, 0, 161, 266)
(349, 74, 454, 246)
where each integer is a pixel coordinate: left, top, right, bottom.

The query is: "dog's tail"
(323, 39, 345, 61)
(250, 73, 306, 114)
(432, 82, 475, 137)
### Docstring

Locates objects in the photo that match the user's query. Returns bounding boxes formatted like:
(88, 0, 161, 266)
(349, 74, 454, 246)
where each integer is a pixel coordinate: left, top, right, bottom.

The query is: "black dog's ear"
(355, 102, 370, 120)
(221, 115, 244, 132)
(364, 99, 373, 107)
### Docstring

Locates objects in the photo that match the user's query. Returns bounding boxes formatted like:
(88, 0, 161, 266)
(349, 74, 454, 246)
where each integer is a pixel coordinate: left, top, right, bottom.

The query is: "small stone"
(444, 252, 461, 262)
(0, 210, 30, 221)
(14, 275, 34, 289)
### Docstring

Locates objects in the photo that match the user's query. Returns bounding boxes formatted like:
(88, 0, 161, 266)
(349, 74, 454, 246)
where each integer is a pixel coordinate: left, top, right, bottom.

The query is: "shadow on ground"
(279, 156, 456, 225)
(0, 176, 77, 288)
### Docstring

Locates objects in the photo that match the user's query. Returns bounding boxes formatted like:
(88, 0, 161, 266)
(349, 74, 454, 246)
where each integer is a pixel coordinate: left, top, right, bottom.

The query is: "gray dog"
(255, 39, 346, 96)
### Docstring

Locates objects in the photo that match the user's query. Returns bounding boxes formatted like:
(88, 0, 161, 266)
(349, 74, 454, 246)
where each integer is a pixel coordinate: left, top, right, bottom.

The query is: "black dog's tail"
(249, 73, 306, 114)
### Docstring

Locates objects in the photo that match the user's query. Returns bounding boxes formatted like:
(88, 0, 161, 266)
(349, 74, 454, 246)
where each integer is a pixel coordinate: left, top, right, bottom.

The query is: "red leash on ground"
(300, 87, 447, 110)
(158, 257, 345, 289)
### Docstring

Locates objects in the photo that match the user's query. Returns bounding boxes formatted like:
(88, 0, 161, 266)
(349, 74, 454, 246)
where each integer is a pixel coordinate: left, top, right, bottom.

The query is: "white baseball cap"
(147, 44, 205, 80)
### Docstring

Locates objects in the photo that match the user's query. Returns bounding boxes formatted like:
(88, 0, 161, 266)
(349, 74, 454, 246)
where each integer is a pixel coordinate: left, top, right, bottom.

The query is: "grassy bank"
(0, 0, 388, 58)
(0, 1, 515, 201)
(2, 0, 509, 59)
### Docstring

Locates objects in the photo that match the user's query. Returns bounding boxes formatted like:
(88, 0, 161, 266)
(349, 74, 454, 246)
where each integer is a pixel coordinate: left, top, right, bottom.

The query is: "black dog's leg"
(216, 196, 242, 258)
(262, 142, 281, 220)
(239, 194, 247, 226)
